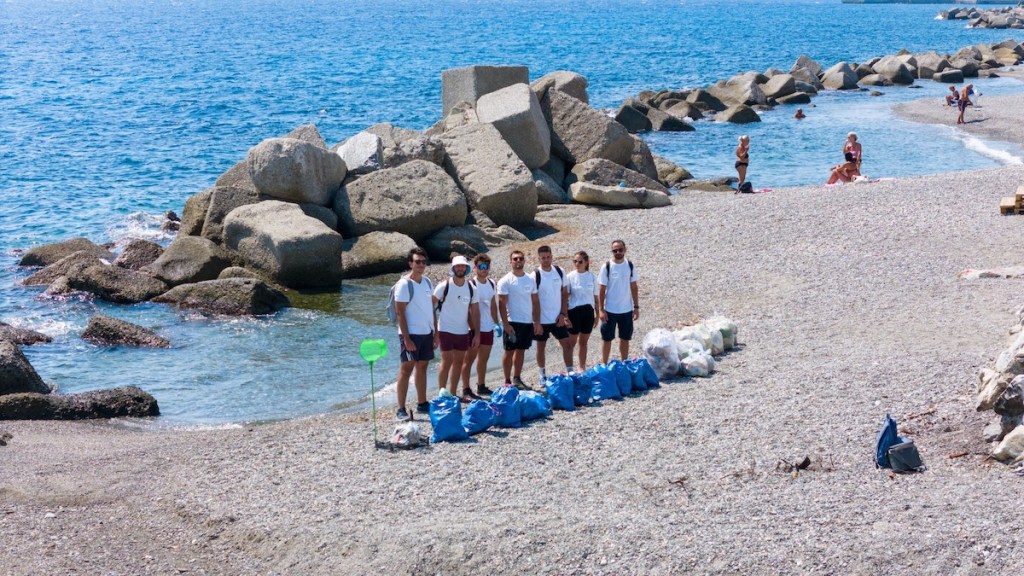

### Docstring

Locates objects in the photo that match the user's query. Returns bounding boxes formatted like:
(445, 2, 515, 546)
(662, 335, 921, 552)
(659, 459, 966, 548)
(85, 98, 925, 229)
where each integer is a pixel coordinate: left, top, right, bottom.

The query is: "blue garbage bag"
(609, 359, 633, 396)
(875, 414, 900, 468)
(638, 357, 660, 388)
(462, 399, 497, 435)
(489, 385, 522, 428)
(518, 391, 552, 421)
(430, 395, 469, 443)
(588, 364, 621, 401)
(545, 374, 576, 411)
(570, 371, 594, 406)
(625, 359, 648, 392)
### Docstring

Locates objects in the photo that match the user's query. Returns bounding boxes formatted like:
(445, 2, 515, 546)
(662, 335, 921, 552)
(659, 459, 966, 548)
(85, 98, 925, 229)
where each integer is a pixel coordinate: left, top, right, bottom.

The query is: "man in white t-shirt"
(497, 249, 540, 390)
(598, 239, 640, 364)
(432, 255, 480, 399)
(393, 247, 437, 421)
(533, 245, 573, 382)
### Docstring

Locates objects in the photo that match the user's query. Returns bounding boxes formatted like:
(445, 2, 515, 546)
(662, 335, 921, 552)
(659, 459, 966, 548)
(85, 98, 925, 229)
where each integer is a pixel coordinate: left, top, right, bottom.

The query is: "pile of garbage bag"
(641, 316, 739, 379)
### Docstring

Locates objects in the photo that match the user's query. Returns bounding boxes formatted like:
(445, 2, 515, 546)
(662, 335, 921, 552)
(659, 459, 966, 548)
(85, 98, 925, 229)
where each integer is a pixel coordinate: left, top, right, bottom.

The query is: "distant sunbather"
(826, 152, 860, 185)
(944, 85, 959, 107)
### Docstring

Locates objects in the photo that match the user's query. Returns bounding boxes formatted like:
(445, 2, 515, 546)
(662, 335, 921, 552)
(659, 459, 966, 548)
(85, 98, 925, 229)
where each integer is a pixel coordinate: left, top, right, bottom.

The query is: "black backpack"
(602, 259, 634, 279)
(738, 181, 753, 194)
(534, 266, 565, 288)
(436, 279, 474, 312)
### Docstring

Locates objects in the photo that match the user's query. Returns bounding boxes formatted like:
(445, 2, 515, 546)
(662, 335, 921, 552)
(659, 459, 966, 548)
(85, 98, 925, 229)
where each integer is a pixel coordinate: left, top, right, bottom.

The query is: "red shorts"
(477, 330, 494, 347)
(438, 331, 471, 352)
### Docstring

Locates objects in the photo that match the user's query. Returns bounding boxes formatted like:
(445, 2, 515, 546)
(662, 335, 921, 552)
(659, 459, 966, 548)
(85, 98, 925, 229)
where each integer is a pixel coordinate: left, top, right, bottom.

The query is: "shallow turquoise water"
(1, 0, 1021, 423)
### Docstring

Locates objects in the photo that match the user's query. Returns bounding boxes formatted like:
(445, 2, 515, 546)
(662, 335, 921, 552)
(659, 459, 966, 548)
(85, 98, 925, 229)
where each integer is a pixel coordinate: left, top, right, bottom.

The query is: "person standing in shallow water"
(735, 135, 750, 188)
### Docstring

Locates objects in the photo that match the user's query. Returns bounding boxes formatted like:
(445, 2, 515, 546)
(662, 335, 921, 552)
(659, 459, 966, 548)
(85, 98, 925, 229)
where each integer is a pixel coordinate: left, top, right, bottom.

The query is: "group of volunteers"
(389, 240, 640, 422)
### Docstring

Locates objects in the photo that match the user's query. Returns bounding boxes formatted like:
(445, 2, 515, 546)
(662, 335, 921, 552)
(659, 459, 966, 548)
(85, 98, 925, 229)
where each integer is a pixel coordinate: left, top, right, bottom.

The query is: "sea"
(2, 0, 1022, 424)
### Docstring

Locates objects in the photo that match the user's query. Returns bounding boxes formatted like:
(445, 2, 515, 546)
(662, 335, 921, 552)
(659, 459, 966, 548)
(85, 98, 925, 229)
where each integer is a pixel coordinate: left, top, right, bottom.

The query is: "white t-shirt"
(567, 270, 597, 310)
(471, 278, 497, 331)
(395, 276, 434, 335)
(534, 267, 566, 324)
(598, 259, 639, 314)
(432, 279, 478, 335)
(497, 272, 537, 324)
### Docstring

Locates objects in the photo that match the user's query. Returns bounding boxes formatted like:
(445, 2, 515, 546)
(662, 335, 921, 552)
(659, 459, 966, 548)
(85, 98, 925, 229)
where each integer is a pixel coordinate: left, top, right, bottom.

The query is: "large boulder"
(646, 108, 693, 132)
(423, 225, 527, 262)
(81, 315, 170, 348)
(334, 160, 467, 241)
(915, 52, 952, 79)
(721, 74, 768, 106)
(569, 183, 671, 209)
(0, 322, 52, 346)
(199, 186, 263, 243)
(952, 58, 980, 78)
(626, 137, 661, 182)
(715, 105, 761, 124)
(820, 62, 859, 90)
(685, 89, 728, 113)
(652, 154, 693, 187)
(180, 188, 214, 236)
(615, 103, 652, 133)
(440, 123, 537, 227)
(871, 56, 915, 85)
(426, 101, 479, 136)
(566, 158, 668, 194)
(21, 251, 104, 286)
(777, 92, 812, 105)
(541, 89, 634, 166)
(664, 101, 703, 121)
(790, 55, 823, 77)
(334, 131, 384, 175)
(154, 278, 289, 315)
(530, 70, 589, 104)
(933, 69, 965, 83)
(476, 83, 551, 169)
(538, 155, 566, 187)
(247, 137, 347, 206)
(224, 201, 344, 288)
(67, 265, 169, 304)
(143, 236, 232, 287)
(340, 232, 418, 279)
(18, 238, 113, 267)
(113, 239, 164, 271)
(533, 169, 571, 205)
(441, 65, 529, 116)
(213, 124, 328, 194)
(789, 67, 824, 90)
(0, 340, 49, 395)
(761, 74, 797, 99)
(993, 425, 1024, 461)
(363, 123, 446, 168)
(0, 387, 159, 420)
(858, 74, 893, 87)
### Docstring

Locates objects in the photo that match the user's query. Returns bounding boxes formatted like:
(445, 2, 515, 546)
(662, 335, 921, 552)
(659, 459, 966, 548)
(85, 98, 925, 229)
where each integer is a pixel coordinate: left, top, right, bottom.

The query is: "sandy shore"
(4, 98, 1024, 574)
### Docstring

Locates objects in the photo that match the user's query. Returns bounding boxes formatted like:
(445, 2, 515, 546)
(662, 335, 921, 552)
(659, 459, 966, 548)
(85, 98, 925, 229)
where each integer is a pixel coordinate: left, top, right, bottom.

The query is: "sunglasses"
(412, 259, 428, 264)
(477, 263, 489, 270)
(612, 249, 624, 254)
(511, 257, 525, 262)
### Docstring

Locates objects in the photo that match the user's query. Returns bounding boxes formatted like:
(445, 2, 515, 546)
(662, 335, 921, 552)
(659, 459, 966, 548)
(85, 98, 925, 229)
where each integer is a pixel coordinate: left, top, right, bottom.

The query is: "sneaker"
(477, 383, 494, 396)
(396, 407, 410, 422)
(461, 388, 481, 402)
(416, 401, 430, 414)
(512, 376, 532, 391)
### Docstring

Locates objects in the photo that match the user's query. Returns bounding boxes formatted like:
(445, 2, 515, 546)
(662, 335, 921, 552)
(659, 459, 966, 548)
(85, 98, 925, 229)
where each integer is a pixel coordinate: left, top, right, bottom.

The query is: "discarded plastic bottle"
(494, 323, 503, 338)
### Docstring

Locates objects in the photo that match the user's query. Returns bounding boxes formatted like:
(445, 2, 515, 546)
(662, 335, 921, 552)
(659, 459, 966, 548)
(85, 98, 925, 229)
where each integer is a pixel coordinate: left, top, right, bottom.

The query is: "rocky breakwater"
(939, 6, 1024, 30)
(975, 304, 1024, 473)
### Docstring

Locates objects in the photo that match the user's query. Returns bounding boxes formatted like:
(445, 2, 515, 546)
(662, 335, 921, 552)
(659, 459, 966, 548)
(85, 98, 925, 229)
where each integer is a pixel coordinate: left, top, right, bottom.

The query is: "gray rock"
(0, 386, 159, 420)
(426, 101, 479, 137)
(761, 74, 797, 99)
(441, 65, 530, 116)
(532, 169, 570, 205)
(334, 160, 467, 241)
(334, 132, 384, 175)
(153, 278, 290, 316)
(663, 101, 703, 121)
(538, 155, 566, 186)
(790, 54, 823, 76)
(652, 154, 693, 187)
(858, 74, 893, 87)
(67, 265, 169, 304)
(213, 124, 327, 194)
(854, 63, 875, 80)
(476, 83, 551, 169)
(81, 314, 170, 348)
(440, 123, 537, 227)
(530, 70, 589, 104)
(19, 238, 113, 267)
(915, 52, 952, 79)
(217, 267, 264, 281)
(715, 104, 762, 123)
(0, 322, 52, 346)
(143, 236, 232, 287)
(113, 239, 164, 271)
(871, 56, 915, 85)
(821, 62, 859, 90)
(789, 67, 824, 90)
(0, 340, 49, 396)
(541, 89, 634, 166)
(952, 58, 980, 77)
(22, 251, 104, 286)
(423, 225, 527, 262)
(647, 108, 693, 132)
(566, 158, 668, 194)
(200, 186, 262, 243)
(626, 137, 660, 182)
(364, 123, 446, 168)
(224, 200, 343, 288)
(180, 188, 214, 236)
(718, 74, 767, 106)
(569, 182, 671, 209)
(341, 231, 419, 279)
(685, 89, 728, 113)
(615, 104, 652, 133)
(995, 379, 1024, 417)
(247, 137, 347, 206)
(793, 81, 819, 95)
(984, 415, 1024, 442)
(299, 203, 339, 230)
(933, 69, 965, 83)
(777, 92, 812, 105)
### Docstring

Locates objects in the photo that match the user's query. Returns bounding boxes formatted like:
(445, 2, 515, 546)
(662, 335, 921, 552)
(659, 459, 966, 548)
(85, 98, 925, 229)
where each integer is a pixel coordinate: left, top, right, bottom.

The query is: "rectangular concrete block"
(476, 83, 551, 169)
(441, 65, 529, 117)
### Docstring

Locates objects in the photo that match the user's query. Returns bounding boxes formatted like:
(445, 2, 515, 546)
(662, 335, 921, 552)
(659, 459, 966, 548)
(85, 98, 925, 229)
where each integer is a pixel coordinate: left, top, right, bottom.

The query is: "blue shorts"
(400, 333, 435, 362)
(600, 312, 634, 342)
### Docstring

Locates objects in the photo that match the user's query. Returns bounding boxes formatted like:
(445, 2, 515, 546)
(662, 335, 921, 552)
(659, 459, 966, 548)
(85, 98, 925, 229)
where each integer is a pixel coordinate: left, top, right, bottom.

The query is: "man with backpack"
(391, 247, 436, 421)
(497, 249, 541, 390)
(432, 255, 480, 400)
(598, 239, 640, 364)
(533, 245, 574, 384)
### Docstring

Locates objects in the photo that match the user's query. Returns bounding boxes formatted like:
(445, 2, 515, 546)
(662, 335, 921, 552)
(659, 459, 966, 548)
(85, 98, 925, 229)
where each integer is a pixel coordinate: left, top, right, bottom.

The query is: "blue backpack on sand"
(518, 391, 552, 421)
(430, 395, 469, 443)
(570, 372, 594, 406)
(462, 399, 497, 435)
(874, 414, 901, 468)
(489, 385, 522, 428)
(608, 360, 633, 396)
(589, 364, 621, 401)
(625, 359, 648, 392)
(545, 374, 576, 411)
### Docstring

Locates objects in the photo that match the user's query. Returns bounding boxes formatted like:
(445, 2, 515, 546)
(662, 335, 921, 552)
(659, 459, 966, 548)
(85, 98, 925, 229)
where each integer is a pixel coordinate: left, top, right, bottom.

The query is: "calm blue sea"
(2, 0, 1022, 423)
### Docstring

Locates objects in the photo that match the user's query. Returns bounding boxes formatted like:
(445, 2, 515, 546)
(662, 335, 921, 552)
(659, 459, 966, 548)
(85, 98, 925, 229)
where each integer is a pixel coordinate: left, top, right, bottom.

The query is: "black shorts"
(400, 333, 435, 362)
(534, 322, 570, 342)
(567, 305, 595, 335)
(502, 322, 534, 351)
(600, 312, 634, 342)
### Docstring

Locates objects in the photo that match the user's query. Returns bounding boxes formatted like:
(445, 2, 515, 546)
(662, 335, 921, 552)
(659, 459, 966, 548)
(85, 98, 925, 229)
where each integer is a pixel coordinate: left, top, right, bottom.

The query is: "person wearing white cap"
(432, 255, 480, 398)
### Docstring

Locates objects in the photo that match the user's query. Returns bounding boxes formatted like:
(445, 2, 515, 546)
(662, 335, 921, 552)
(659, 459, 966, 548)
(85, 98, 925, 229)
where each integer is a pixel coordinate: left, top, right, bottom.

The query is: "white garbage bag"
(673, 332, 705, 361)
(675, 325, 712, 352)
(642, 328, 680, 379)
(705, 316, 738, 350)
(680, 350, 715, 377)
(703, 323, 725, 356)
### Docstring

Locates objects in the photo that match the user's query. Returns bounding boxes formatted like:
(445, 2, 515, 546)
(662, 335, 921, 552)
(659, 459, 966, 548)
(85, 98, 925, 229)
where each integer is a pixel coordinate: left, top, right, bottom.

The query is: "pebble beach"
(3, 94, 1024, 575)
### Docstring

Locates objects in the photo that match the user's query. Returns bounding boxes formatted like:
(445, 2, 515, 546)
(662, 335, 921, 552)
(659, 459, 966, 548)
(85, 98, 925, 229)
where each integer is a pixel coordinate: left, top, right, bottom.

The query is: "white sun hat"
(449, 255, 471, 275)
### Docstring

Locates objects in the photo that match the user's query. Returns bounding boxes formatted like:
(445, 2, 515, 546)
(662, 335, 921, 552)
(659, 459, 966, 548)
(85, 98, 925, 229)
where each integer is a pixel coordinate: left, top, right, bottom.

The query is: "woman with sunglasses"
(566, 251, 598, 371)
(460, 253, 499, 399)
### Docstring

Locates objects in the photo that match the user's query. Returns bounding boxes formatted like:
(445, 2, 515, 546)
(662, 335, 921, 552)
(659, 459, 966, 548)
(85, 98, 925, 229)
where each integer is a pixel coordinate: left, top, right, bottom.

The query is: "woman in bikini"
(735, 135, 750, 188)
(843, 132, 862, 171)
(826, 152, 860, 185)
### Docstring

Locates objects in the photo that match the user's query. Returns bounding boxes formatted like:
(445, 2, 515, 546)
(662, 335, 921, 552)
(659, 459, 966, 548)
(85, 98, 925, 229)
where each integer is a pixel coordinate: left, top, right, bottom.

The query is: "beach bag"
(625, 359, 649, 392)
(518, 391, 552, 421)
(429, 395, 469, 443)
(609, 360, 633, 396)
(739, 181, 753, 194)
(462, 399, 497, 435)
(874, 414, 900, 468)
(545, 374, 576, 411)
(489, 385, 522, 428)
(636, 358, 660, 388)
(588, 365, 621, 401)
(642, 328, 679, 378)
(888, 439, 926, 473)
(570, 371, 594, 406)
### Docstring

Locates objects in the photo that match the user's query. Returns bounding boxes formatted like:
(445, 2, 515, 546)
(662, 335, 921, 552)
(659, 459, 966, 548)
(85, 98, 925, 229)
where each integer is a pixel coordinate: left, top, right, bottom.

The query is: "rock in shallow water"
(0, 322, 52, 346)
(67, 265, 169, 304)
(18, 238, 114, 268)
(0, 340, 50, 396)
(0, 386, 159, 420)
(81, 314, 170, 348)
(153, 278, 290, 316)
